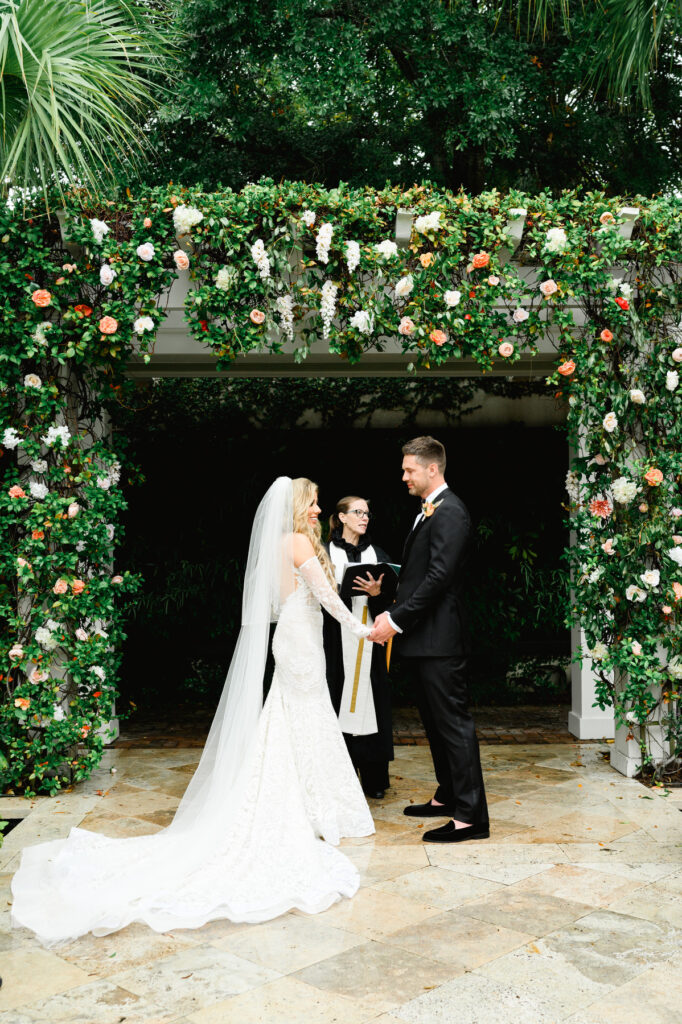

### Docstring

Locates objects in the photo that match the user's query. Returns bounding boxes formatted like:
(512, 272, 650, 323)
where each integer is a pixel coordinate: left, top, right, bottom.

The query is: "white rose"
(612, 477, 638, 504)
(29, 480, 48, 500)
(444, 290, 462, 307)
(2, 427, 21, 450)
(620, 283, 633, 298)
(640, 569, 660, 588)
(602, 412, 618, 433)
(9, 644, 24, 660)
(215, 266, 236, 291)
(75, 628, 89, 642)
(99, 264, 116, 286)
(24, 373, 42, 389)
(349, 310, 373, 335)
(672, 348, 682, 364)
(31, 458, 47, 473)
(625, 710, 637, 724)
(301, 210, 316, 227)
(173, 205, 203, 235)
(414, 212, 441, 234)
(668, 658, 682, 680)
(666, 371, 679, 391)
(133, 316, 155, 335)
(626, 585, 647, 602)
(629, 389, 645, 405)
(545, 227, 567, 253)
(90, 218, 109, 243)
(91, 666, 106, 681)
(136, 242, 155, 262)
(375, 240, 398, 259)
(667, 547, 682, 566)
(591, 641, 608, 662)
(631, 641, 642, 656)
(67, 502, 80, 518)
(52, 705, 65, 722)
(512, 308, 529, 323)
(395, 275, 414, 298)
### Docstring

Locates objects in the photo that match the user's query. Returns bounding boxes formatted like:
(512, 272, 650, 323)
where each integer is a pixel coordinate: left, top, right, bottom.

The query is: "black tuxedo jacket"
(392, 487, 471, 658)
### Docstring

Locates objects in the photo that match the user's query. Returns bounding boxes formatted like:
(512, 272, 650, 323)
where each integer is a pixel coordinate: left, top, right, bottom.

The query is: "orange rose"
(472, 252, 490, 269)
(31, 289, 51, 307)
(644, 468, 663, 487)
(250, 309, 265, 324)
(71, 579, 85, 595)
(419, 252, 434, 269)
(74, 304, 92, 317)
(32, 529, 45, 540)
(9, 485, 26, 498)
(600, 329, 613, 343)
(99, 316, 118, 334)
(429, 329, 447, 346)
(14, 697, 30, 710)
(143, 217, 152, 228)
(558, 359, 576, 376)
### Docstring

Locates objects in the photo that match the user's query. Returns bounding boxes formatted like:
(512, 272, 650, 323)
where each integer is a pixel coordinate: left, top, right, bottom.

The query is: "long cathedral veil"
(11, 477, 295, 945)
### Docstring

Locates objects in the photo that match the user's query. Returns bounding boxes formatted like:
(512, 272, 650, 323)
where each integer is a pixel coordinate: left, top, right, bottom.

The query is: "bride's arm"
(293, 536, 371, 639)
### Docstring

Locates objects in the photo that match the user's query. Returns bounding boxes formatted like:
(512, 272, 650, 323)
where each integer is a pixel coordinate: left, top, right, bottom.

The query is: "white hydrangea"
(414, 211, 441, 234)
(667, 547, 682, 566)
(349, 310, 373, 335)
(612, 477, 638, 504)
(545, 227, 568, 253)
(666, 371, 679, 391)
(31, 458, 47, 473)
(640, 569, 660, 588)
(108, 461, 121, 485)
(33, 322, 52, 346)
(173, 205, 203, 235)
(619, 282, 633, 298)
(629, 389, 646, 405)
(316, 222, 333, 264)
(134, 316, 155, 335)
(375, 239, 398, 259)
(35, 626, 57, 650)
(100, 264, 116, 286)
(320, 280, 337, 339)
(626, 584, 647, 602)
(90, 218, 109, 243)
(668, 658, 682, 680)
(345, 240, 361, 273)
(24, 373, 42, 389)
(444, 290, 462, 307)
(301, 210, 316, 227)
(41, 424, 71, 448)
(29, 480, 48, 500)
(91, 665, 106, 681)
(395, 275, 414, 299)
(603, 412, 618, 433)
(565, 470, 581, 502)
(215, 266, 237, 291)
(2, 427, 21, 450)
(276, 294, 295, 341)
(52, 705, 65, 722)
(250, 239, 271, 280)
(591, 641, 608, 662)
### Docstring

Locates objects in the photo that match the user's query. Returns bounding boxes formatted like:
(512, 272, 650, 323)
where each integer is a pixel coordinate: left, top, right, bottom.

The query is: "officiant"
(322, 495, 395, 799)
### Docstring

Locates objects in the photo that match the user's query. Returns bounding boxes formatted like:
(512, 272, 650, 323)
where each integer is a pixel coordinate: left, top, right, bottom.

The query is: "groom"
(369, 436, 489, 843)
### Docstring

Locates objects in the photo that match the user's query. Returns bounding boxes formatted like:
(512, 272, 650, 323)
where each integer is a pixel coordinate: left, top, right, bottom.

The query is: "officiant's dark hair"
(329, 495, 368, 534)
(402, 436, 446, 472)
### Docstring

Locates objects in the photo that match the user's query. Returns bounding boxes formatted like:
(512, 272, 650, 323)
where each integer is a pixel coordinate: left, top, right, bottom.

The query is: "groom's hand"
(368, 612, 397, 645)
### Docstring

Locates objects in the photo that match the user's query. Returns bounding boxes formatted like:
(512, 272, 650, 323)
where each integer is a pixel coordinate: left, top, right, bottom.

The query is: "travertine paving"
(0, 742, 680, 1023)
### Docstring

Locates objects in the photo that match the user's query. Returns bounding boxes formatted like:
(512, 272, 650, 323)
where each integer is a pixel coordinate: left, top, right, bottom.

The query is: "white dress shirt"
(388, 482, 449, 634)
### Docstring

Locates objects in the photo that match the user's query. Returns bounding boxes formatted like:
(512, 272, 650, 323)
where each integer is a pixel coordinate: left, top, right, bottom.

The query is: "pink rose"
(249, 309, 265, 325)
(672, 348, 682, 363)
(143, 217, 152, 228)
(9, 645, 23, 660)
(512, 308, 528, 323)
(173, 250, 190, 270)
(601, 539, 615, 555)
(53, 578, 68, 594)
(429, 329, 447, 346)
(398, 316, 415, 336)
(111, 575, 123, 584)
(75, 628, 89, 641)
(29, 668, 47, 684)
(673, 536, 682, 545)
(99, 316, 118, 335)
(71, 579, 85, 596)
(638, 503, 648, 513)
(487, 275, 500, 286)
(632, 641, 642, 656)
(498, 342, 514, 358)
(31, 289, 51, 308)
(67, 502, 80, 518)
(539, 279, 558, 298)
(9, 485, 26, 499)
(662, 605, 673, 615)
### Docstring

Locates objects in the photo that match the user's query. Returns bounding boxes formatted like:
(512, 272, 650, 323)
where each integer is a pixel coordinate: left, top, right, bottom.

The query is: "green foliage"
(144, 0, 682, 195)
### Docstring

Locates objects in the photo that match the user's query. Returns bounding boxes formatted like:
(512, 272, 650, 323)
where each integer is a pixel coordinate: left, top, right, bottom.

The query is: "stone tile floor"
(0, 741, 680, 1023)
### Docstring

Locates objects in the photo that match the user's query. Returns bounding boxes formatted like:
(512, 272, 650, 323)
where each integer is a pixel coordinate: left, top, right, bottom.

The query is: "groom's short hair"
(402, 436, 446, 472)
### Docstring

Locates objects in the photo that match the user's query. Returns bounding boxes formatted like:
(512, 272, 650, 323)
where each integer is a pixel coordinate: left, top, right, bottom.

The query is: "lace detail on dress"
(296, 557, 371, 638)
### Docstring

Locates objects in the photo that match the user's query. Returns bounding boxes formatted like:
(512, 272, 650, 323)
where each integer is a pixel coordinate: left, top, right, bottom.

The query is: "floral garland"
(1, 181, 681, 793)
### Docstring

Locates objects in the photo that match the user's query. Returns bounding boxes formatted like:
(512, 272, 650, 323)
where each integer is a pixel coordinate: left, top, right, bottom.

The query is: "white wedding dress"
(11, 480, 375, 946)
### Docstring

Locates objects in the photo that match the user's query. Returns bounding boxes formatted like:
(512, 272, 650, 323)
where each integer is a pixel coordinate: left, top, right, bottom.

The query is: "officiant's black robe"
(322, 532, 394, 790)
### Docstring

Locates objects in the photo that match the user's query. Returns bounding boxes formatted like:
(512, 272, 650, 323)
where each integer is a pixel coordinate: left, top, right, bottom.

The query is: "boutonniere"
(421, 498, 444, 518)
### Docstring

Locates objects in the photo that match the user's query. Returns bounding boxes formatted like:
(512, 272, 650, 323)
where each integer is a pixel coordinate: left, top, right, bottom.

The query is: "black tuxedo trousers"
(393, 489, 488, 826)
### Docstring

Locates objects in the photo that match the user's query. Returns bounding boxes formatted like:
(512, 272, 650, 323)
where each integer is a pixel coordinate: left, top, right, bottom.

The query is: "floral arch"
(1, 181, 681, 795)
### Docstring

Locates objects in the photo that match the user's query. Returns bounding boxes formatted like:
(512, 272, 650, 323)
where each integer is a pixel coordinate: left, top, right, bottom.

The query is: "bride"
(11, 477, 376, 946)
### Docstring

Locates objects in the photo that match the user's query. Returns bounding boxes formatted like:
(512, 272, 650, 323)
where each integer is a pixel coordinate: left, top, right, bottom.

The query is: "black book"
(339, 562, 400, 604)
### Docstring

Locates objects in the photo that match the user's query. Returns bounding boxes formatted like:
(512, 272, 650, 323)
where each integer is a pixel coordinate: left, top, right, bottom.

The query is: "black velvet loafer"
(404, 801, 456, 818)
(422, 821, 490, 843)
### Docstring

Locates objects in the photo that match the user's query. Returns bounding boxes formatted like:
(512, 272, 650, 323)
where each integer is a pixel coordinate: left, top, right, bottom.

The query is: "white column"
(568, 627, 614, 739)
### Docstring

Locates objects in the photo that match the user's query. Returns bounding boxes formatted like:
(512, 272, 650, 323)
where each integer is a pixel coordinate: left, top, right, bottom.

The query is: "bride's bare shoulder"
(292, 532, 316, 567)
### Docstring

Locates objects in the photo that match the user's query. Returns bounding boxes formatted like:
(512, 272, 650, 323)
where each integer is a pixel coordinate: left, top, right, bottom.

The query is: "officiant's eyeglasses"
(348, 509, 371, 519)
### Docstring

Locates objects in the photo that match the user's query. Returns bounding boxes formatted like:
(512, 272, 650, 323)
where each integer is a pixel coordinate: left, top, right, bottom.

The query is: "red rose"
(614, 297, 629, 311)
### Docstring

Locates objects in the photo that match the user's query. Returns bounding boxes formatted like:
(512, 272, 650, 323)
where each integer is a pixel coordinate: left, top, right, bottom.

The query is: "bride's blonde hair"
(292, 477, 336, 588)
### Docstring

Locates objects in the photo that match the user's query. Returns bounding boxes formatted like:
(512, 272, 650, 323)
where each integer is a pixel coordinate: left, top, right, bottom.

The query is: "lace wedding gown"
(11, 556, 375, 945)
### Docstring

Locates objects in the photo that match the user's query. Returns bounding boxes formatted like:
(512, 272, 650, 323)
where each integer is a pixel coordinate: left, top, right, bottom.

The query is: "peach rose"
(673, 535, 682, 544)
(638, 502, 648, 513)
(558, 359, 576, 376)
(599, 211, 615, 225)
(429, 329, 447, 346)
(111, 575, 123, 584)
(31, 529, 44, 540)
(498, 342, 514, 358)
(644, 468, 663, 487)
(99, 316, 118, 335)
(14, 697, 30, 710)
(600, 329, 613, 343)
(249, 309, 265, 325)
(173, 250, 190, 270)
(472, 252, 490, 269)
(602, 538, 615, 555)
(31, 289, 51, 308)
(672, 582, 682, 602)
(53, 578, 68, 594)
(143, 217, 152, 228)
(9, 645, 23, 660)
(9, 485, 26, 498)
(74, 304, 92, 317)
(487, 275, 500, 286)
(662, 605, 673, 615)
(419, 252, 434, 269)
(539, 279, 558, 298)
(29, 668, 47, 684)
(398, 316, 415, 336)
(71, 579, 85, 595)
